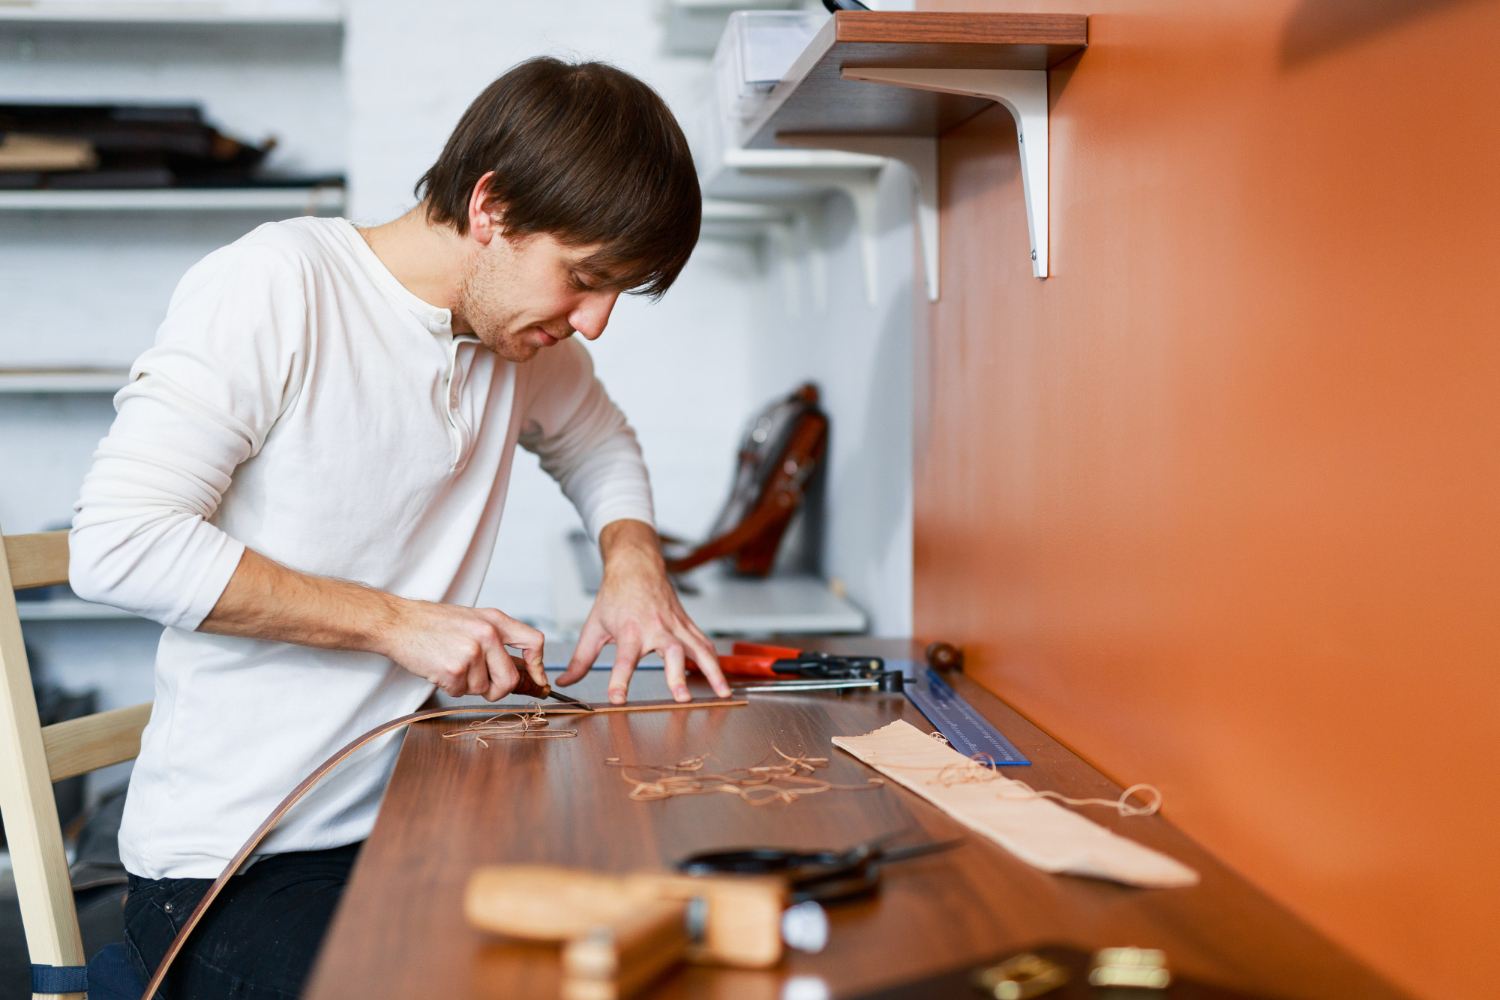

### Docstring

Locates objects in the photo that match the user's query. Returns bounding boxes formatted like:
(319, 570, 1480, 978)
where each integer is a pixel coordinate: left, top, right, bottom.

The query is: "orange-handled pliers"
(689, 642, 887, 679)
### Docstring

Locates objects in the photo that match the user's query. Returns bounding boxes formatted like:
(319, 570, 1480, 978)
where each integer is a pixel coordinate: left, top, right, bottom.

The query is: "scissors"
(676, 833, 963, 904)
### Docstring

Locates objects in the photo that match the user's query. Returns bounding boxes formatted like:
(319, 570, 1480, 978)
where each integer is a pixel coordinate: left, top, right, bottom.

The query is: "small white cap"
(780, 900, 830, 954)
(780, 975, 831, 1000)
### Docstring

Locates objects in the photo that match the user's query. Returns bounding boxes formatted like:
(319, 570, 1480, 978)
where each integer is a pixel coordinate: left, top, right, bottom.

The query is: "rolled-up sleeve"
(517, 339, 654, 541)
(70, 243, 308, 630)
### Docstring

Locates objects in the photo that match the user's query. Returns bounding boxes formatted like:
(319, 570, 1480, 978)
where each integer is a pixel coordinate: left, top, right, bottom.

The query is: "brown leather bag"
(663, 383, 828, 577)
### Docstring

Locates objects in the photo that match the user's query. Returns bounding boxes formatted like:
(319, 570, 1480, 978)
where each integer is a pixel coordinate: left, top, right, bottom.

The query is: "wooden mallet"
(465, 864, 828, 1000)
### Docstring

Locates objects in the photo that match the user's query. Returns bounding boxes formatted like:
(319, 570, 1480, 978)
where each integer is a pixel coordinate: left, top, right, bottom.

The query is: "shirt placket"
(442, 335, 480, 471)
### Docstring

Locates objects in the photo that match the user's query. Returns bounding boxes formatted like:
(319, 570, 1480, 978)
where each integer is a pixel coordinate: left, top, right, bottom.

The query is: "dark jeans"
(124, 843, 361, 1000)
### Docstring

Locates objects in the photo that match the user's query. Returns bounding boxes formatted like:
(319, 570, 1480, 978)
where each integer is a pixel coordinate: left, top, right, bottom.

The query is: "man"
(70, 57, 730, 998)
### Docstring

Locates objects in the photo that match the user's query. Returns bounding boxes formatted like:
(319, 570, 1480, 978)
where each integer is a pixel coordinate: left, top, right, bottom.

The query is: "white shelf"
(699, 197, 794, 241)
(663, 0, 800, 56)
(0, 186, 345, 212)
(0, 2, 343, 26)
(0, 369, 131, 393)
(552, 533, 866, 638)
(16, 598, 140, 621)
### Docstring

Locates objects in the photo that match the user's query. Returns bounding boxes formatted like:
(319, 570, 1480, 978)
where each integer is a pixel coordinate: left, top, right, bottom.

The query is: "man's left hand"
(555, 519, 730, 704)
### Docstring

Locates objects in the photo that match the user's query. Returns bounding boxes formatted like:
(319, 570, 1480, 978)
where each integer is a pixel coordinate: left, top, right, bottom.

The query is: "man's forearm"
(198, 547, 546, 700)
(198, 547, 396, 653)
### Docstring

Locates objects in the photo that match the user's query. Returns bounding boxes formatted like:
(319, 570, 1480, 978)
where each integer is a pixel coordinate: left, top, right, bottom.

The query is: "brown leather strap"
(662, 490, 798, 575)
(139, 697, 745, 1000)
(664, 411, 828, 576)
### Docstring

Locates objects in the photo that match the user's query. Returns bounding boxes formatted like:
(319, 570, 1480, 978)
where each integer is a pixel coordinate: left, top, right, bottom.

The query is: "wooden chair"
(0, 526, 152, 999)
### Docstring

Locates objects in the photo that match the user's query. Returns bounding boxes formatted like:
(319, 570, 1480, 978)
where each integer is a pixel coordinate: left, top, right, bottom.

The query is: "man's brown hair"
(417, 57, 700, 299)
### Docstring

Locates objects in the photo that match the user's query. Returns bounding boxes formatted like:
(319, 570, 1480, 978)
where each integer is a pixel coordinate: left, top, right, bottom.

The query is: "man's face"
(455, 226, 621, 362)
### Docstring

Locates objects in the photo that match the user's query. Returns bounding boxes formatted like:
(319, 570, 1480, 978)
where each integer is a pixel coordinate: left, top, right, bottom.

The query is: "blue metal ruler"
(900, 664, 1030, 765)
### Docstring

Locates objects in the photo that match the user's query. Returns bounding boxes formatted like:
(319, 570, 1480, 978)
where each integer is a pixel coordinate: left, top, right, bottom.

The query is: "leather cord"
(139, 697, 744, 1000)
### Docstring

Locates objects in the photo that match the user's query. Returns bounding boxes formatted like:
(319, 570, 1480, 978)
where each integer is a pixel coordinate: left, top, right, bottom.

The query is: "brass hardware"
(1089, 947, 1171, 990)
(970, 952, 1068, 999)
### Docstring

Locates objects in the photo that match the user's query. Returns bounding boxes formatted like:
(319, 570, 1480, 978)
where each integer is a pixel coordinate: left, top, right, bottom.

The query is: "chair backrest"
(0, 526, 152, 999)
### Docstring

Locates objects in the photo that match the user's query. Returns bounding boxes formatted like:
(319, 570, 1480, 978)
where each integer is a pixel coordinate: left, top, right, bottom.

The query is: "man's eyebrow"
(570, 262, 628, 289)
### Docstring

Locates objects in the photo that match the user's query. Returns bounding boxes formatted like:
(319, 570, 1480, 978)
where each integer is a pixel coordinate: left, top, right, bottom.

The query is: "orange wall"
(912, 2, 1500, 999)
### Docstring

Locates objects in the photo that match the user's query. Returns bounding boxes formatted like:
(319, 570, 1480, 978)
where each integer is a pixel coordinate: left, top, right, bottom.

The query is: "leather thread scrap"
(920, 734, 1162, 817)
(605, 746, 884, 806)
(442, 703, 579, 746)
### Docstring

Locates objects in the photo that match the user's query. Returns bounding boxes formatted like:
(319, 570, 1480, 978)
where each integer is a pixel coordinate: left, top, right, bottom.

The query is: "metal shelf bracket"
(773, 136, 938, 301)
(838, 67, 1052, 283)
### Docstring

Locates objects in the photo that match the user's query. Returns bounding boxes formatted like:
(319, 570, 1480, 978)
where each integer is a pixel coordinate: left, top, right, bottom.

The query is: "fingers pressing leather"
(608, 639, 642, 706)
(682, 631, 731, 699)
(559, 622, 609, 686)
(661, 641, 689, 702)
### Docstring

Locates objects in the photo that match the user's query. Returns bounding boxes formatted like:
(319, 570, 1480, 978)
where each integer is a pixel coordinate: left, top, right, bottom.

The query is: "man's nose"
(569, 291, 618, 341)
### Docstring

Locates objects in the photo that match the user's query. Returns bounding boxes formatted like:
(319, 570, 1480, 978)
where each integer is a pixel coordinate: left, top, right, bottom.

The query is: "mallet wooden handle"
(562, 899, 694, 1000)
(465, 865, 787, 968)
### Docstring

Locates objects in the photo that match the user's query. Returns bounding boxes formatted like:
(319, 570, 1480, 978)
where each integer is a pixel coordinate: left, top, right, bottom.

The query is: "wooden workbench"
(303, 640, 1408, 1000)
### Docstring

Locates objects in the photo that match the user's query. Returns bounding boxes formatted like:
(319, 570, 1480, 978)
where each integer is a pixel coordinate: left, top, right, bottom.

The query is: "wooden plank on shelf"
(0, 187, 345, 212)
(743, 11, 1088, 149)
(0, 369, 131, 394)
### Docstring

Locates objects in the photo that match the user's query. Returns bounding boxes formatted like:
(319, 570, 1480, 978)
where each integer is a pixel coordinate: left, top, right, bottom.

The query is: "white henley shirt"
(70, 216, 655, 879)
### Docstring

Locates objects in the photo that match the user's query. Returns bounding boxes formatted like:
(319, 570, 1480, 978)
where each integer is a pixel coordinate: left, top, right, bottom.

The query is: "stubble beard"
(455, 242, 541, 363)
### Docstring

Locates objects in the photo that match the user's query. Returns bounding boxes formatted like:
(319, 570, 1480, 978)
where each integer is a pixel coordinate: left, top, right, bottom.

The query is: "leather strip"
(139, 697, 746, 1000)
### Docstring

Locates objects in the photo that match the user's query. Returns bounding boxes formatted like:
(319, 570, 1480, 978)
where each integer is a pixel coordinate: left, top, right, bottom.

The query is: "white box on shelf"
(713, 10, 827, 126)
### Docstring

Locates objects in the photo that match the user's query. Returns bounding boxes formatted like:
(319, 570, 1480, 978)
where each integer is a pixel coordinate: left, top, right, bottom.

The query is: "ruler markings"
(903, 668, 1030, 765)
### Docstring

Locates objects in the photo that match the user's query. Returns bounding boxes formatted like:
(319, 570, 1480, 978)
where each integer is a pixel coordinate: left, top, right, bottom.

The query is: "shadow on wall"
(1281, 0, 1485, 66)
(831, 276, 913, 612)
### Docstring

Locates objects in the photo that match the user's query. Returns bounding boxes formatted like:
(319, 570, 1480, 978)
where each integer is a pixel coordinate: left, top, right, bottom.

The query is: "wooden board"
(743, 12, 1088, 149)
(304, 641, 1410, 1000)
(41, 701, 151, 783)
(4, 530, 69, 591)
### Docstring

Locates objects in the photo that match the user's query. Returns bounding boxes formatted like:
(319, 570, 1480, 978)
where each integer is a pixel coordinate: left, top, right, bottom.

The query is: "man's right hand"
(199, 548, 547, 701)
(377, 600, 546, 701)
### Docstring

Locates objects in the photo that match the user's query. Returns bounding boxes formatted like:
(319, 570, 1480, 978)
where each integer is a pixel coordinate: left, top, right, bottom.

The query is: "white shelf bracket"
(734, 164, 884, 307)
(840, 66, 1051, 281)
(776, 136, 939, 301)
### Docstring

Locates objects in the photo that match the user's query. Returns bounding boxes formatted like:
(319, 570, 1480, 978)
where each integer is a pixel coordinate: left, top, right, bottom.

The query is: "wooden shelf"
(742, 12, 1086, 149)
(0, 369, 131, 393)
(739, 11, 1088, 291)
(0, 187, 345, 212)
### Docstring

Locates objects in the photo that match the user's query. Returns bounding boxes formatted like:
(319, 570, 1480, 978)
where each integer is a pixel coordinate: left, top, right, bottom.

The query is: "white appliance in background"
(551, 531, 867, 641)
(713, 10, 827, 125)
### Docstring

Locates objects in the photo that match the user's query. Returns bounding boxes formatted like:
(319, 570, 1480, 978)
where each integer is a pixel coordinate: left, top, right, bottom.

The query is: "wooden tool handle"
(465, 866, 655, 941)
(508, 655, 552, 699)
(465, 865, 787, 969)
(562, 899, 693, 1000)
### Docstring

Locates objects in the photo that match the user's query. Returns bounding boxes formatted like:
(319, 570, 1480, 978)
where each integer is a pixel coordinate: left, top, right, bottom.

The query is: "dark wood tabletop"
(303, 639, 1408, 1000)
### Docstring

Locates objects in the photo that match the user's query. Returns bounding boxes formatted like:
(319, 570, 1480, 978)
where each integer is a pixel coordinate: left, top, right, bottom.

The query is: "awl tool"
(509, 657, 595, 711)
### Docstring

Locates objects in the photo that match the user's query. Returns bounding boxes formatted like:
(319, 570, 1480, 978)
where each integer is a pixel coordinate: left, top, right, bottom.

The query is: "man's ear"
(467, 171, 502, 245)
